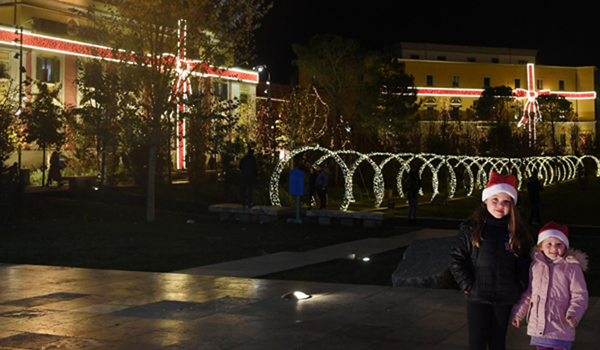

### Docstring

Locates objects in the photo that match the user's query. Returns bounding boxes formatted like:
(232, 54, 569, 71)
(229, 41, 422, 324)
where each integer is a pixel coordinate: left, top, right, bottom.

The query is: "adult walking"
(46, 151, 63, 187)
(404, 168, 421, 221)
(239, 148, 258, 207)
(315, 164, 328, 209)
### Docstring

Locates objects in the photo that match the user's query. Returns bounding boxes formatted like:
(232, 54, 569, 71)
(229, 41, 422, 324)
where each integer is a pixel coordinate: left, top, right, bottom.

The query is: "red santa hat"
(481, 171, 518, 205)
(538, 221, 569, 248)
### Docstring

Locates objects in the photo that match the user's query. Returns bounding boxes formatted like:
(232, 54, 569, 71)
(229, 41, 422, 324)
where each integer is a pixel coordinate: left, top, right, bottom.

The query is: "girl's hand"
(511, 317, 521, 328)
(566, 316, 578, 328)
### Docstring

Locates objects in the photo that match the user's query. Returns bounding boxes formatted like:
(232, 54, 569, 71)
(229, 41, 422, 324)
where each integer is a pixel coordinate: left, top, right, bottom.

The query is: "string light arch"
(269, 148, 600, 211)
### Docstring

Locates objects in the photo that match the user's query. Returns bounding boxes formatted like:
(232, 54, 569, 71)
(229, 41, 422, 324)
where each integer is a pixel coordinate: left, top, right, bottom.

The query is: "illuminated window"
(514, 78, 521, 89)
(450, 98, 462, 119)
(423, 97, 436, 119)
(483, 77, 490, 88)
(36, 56, 61, 83)
(213, 81, 228, 101)
(0, 51, 9, 79)
(452, 76, 459, 87)
(426, 75, 434, 86)
(537, 79, 543, 90)
(558, 80, 565, 91)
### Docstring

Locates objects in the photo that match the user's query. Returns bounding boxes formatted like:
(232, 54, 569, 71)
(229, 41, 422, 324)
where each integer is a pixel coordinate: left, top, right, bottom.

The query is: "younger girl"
(450, 171, 531, 350)
(511, 222, 589, 350)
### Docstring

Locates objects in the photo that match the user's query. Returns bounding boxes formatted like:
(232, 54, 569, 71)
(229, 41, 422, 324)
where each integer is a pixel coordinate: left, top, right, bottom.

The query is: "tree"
(276, 85, 329, 152)
(538, 94, 573, 155)
(471, 86, 515, 122)
(293, 34, 366, 150)
(0, 82, 20, 169)
(70, 59, 124, 191)
(81, 0, 270, 221)
(21, 83, 66, 186)
(358, 55, 420, 151)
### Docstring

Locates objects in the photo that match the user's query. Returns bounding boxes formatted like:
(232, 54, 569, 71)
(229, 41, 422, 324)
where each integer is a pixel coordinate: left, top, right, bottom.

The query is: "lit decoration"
(0, 26, 259, 84)
(269, 148, 600, 211)
(515, 64, 596, 146)
(166, 20, 192, 169)
(0, 24, 258, 171)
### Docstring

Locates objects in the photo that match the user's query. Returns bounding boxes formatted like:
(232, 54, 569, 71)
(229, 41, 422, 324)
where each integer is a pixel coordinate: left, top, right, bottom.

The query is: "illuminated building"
(394, 43, 597, 152)
(0, 0, 258, 169)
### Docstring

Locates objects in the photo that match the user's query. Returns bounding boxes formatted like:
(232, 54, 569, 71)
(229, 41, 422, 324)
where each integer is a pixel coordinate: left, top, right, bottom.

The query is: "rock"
(391, 237, 457, 289)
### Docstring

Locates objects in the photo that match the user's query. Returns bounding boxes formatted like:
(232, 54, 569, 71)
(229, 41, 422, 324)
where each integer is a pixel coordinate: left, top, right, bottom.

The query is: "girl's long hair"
(469, 200, 530, 256)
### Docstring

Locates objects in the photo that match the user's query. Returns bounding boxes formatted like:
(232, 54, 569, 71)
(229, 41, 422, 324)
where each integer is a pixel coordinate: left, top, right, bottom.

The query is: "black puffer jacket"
(449, 214, 531, 305)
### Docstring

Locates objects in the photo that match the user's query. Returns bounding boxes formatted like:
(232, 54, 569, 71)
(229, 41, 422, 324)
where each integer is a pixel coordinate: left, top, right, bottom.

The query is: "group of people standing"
(450, 171, 588, 350)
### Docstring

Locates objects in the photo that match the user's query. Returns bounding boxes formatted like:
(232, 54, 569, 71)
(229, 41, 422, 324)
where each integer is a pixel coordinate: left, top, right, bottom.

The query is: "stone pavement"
(0, 229, 599, 349)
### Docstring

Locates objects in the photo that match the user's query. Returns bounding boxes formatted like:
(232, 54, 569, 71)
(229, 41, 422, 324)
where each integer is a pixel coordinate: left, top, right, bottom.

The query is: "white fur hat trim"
(538, 229, 569, 249)
(481, 183, 518, 205)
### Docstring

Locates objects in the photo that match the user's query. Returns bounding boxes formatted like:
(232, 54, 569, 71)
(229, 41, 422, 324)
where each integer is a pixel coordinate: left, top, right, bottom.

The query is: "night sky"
(251, 0, 600, 84)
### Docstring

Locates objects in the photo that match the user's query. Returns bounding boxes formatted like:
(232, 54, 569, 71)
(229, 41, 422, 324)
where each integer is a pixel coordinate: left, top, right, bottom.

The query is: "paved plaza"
(0, 229, 599, 349)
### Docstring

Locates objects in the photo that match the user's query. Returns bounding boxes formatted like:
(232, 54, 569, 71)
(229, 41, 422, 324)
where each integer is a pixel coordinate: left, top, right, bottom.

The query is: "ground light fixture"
(281, 291, 311, 300)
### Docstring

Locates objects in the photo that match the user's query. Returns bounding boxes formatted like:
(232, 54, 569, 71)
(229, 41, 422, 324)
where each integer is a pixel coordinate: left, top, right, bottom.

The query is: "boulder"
(391, 237, 457, 289)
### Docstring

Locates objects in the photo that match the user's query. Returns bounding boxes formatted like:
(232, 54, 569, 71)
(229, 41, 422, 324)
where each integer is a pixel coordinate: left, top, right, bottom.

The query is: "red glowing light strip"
(415, 87, 484, 97)
(0, 26, 258, 83)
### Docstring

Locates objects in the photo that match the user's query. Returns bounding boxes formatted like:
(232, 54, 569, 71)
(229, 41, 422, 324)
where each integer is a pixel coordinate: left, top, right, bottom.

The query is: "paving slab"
(0, 264, 598, 349)
(177, 228, 457, 278)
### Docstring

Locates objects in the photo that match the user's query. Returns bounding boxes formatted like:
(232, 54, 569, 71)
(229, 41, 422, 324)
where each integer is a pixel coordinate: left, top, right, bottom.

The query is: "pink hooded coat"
(512, 249, 589, 342)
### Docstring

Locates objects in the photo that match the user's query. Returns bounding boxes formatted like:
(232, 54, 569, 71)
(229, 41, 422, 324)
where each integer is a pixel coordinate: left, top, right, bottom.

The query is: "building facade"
(394, 43, 598, 152)
(0, 0, 259, 170)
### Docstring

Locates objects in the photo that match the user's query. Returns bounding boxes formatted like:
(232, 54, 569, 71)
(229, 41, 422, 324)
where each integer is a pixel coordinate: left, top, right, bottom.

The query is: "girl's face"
(540, 236, 566, 260)
(485, 192, 512, 219)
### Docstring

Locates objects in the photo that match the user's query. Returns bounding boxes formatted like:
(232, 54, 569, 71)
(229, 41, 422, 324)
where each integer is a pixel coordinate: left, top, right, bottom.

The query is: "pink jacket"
(512, 250, 588, 342)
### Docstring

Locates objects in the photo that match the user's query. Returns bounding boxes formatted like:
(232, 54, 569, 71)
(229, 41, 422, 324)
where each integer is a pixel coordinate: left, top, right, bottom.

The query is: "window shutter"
(52, 59, 61, 83)
(36, 57, 42, 81)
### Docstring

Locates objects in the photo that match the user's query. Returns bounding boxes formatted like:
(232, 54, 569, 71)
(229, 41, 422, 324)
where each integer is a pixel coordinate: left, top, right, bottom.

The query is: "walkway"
(1, 229, 599, 349)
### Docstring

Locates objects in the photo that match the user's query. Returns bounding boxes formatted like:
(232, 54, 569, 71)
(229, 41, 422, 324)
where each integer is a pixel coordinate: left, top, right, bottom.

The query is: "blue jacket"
(315, 169, 328, 189)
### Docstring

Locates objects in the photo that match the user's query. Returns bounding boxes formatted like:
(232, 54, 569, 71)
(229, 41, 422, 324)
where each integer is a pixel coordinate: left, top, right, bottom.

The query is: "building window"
(423, 97, 436, 119)
(467, 57, 476, 62)
(37, 56, 61, 83)
(518, 60, 528, 65)
(450, 97, 462, 119)
(558, 80, 565, 91)
(426, 75, 434, 87)
(213, 81, 228, 101)
(514, 78, 521, 89)
(452, 76, 459, 87)
(537, 79, 543, 90)
(560, 133, 566, 147)
(0, 51, 9, 79)
(437, 56, 446, 61)
(240, 92, 249, 104)
(492, 58, 499, 63)
(483, 77, 491, 88)
(410, 54, 419, 59)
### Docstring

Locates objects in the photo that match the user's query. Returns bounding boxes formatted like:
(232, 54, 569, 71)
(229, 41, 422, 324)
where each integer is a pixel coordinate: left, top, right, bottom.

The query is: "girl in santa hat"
(511, 222, 588, 350)
(450, 171, 532, 350)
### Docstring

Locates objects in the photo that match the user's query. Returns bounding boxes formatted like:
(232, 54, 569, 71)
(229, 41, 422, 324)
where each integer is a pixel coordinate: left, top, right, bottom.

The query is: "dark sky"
(251, 0, 600, 84)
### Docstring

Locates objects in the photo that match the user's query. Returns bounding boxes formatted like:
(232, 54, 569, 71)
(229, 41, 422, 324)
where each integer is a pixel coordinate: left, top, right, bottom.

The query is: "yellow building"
(395, 43, 597, 152)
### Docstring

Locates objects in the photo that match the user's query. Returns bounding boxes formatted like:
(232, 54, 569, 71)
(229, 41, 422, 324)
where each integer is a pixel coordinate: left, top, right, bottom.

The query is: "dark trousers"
(467, 302, 513, 350)
(316, 188, 327, 209)
(529, 204, 541, 225)
(240, 182, 253, 205)
(407, 196, 417, 220)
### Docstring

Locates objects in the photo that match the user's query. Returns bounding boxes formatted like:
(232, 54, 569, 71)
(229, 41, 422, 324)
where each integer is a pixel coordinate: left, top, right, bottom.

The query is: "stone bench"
(306, 209, 393, 227)
(62, 176, 97, 192)
(208, 204, 294, 223)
